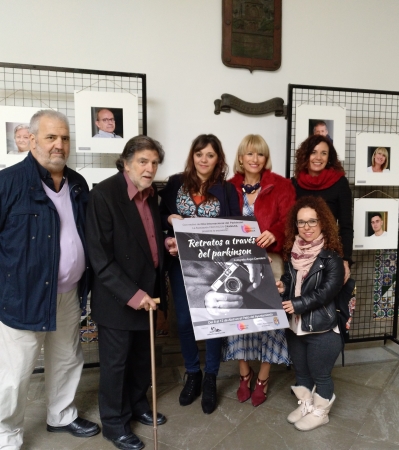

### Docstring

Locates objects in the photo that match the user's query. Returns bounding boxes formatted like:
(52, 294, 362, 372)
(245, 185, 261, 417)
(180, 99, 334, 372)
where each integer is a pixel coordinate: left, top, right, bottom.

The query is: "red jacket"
(228, 170, 296, 253)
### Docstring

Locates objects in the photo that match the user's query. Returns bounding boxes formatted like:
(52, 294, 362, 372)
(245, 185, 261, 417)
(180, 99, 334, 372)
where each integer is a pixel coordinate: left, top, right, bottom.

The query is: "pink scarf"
(291, 234, 324, 297)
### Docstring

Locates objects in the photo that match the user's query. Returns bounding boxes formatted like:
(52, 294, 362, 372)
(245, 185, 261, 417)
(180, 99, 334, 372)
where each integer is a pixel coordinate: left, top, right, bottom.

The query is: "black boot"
(179, 370, 203, 406)
(201, 373, 217, 414)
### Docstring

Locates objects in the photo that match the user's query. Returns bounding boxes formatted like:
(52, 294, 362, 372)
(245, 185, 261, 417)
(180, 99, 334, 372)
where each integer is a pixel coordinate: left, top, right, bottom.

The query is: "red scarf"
(297, 168, 344, 190)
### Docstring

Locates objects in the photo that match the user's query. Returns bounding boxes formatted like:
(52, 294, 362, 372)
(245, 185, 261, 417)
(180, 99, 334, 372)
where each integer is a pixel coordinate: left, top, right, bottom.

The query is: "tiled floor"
(21, 339, 399, 449)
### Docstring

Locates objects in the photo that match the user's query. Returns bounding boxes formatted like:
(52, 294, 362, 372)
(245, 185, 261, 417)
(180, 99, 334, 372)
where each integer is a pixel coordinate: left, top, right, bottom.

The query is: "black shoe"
(201, 372, 217, 414)
(132, 410, 166, 426)
(179, 370, 203, 406)
(47, 416, 100, 437)
(105, 433, 144, 450)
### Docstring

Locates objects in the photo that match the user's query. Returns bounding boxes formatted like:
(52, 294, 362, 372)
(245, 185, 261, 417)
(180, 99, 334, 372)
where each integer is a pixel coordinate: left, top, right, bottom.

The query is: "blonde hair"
(372, 147, 389, 170)
(233, 134, 272, 174)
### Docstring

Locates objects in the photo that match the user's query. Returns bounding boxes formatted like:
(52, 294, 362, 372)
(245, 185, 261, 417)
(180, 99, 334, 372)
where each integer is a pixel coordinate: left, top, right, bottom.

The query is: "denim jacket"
(0, 153, 90, 331)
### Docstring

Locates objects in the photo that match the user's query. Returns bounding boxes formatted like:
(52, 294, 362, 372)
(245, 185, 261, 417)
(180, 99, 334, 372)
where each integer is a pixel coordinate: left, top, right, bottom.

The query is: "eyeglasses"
(99, 118, 115, 123)
(296, 219, 319, 228)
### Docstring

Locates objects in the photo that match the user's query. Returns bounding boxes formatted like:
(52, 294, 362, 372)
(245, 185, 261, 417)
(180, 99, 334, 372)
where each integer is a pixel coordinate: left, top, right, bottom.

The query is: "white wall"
(1, 0, 399, 179)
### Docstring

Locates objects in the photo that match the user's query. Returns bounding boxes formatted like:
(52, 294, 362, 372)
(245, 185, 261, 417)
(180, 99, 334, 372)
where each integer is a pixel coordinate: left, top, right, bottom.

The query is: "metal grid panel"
(286, 84, 399, 343)
(0, 62, 146, 370)
(0, 62, 146, 169)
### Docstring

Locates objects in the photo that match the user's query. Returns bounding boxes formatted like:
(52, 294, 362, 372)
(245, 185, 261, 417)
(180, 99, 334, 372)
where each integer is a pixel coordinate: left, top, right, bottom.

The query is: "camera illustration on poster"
(173, 217, 289, 340)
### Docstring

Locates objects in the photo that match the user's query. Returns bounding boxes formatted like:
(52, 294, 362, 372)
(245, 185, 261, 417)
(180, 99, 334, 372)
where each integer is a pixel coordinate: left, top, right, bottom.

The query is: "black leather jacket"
(281, 249, 344, 333)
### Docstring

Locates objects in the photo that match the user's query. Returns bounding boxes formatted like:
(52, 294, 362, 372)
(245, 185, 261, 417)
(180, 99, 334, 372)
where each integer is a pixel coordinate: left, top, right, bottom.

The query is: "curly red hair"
(294, 135, 345, 178)
(283, 196, 343, 261)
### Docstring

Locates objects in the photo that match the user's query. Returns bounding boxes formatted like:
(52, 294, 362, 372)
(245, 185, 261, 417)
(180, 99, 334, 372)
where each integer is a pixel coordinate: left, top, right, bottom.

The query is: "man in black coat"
(86, 135, 173, 450)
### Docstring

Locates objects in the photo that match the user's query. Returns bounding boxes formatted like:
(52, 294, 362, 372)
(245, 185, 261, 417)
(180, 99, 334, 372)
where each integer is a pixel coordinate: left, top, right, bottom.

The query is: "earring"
(239, 161, 243, 167)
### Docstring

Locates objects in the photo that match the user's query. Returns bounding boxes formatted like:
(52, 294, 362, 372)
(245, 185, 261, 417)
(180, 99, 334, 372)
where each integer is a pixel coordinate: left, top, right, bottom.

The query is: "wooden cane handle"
(153, 297, 160, 304)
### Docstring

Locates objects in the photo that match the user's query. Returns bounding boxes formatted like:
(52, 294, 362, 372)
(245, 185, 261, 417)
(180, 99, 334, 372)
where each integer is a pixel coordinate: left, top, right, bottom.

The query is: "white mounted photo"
(76, 167, 118, 189)
(75, 90, 138, 154)
(295, 104, 346, 161)
(355, 133, 399, 186)
(0, 105, 45, 168)
(353, 198, 398, 250)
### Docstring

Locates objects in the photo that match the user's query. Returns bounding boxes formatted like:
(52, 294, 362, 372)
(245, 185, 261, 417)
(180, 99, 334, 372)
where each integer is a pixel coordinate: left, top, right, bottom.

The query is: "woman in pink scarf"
(276, 196, 344, 432)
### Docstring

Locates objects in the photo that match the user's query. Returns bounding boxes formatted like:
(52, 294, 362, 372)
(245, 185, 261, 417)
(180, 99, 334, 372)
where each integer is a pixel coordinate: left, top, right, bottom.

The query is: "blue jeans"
(168, 258, 222, 375)
(286, 328, 342, 400)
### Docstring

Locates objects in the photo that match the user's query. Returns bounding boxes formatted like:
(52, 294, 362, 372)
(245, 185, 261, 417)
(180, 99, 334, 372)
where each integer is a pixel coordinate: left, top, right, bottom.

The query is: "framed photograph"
(75, 91, 138, 154)
(0, 106, 44, 168)
(76, 167, 118, 189)
(355, 133, 399, 186)
(295, 105, 346, 161)
(353, 198, 398, 250)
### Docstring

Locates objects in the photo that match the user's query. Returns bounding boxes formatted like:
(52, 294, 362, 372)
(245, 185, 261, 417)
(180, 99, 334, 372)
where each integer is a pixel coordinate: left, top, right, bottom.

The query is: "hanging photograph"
(295, 104, 346, 160)
(0, 105, 44, 168)
(355, 133, 399, 186)
(75, 90, 138, 154)
(353, 198, 398, 250)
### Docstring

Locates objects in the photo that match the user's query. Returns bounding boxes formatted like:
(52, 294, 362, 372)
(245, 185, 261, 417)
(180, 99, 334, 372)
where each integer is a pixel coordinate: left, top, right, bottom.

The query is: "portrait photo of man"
(309, 119, 333, 143)
(368, 212, 388, 237)
(92, 107, 123, 139)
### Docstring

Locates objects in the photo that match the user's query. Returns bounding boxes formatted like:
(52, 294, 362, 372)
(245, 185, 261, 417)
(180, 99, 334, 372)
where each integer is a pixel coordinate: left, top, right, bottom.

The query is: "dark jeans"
(286, 328, 342, 400)
(168, 258, 222, 375)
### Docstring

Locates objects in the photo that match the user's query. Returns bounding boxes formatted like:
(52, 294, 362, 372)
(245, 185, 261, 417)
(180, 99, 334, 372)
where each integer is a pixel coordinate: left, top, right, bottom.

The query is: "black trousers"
(98, 325, 151, 439)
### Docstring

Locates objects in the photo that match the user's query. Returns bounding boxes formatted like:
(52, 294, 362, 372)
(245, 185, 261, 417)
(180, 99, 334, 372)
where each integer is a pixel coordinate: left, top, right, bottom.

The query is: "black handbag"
(335, 277, 356, 365)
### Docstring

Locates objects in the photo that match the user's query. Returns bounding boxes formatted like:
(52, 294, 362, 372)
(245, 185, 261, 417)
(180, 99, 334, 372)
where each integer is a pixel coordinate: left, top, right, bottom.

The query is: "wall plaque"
(222, 0, 282, 72)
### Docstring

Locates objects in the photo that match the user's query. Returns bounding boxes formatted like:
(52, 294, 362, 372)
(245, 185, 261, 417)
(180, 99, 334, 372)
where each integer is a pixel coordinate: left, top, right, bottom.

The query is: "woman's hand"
(168, 214, 183, 226)
(275, 280, 285, 294)
(343, 260, 351, 284)
(282, 300, 294, 314)
(204, 291, 243, 316)
(166, 237, 178, 256)
(256, 230, 276, 248)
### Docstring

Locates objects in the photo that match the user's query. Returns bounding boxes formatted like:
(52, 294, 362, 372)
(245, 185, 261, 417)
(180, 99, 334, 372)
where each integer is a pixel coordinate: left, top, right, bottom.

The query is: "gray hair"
(116, 135, 165, 171)
(29, 110, 69, 136)
(14, 123, 30, 137)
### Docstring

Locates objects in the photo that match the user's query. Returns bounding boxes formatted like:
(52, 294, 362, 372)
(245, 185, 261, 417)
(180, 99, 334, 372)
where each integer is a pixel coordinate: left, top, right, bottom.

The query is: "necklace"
(241, 180, 261, 194)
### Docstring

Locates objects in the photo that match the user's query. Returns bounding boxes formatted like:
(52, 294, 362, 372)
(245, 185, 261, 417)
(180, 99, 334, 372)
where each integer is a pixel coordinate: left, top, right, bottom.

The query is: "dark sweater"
(292, 176, 353, 263)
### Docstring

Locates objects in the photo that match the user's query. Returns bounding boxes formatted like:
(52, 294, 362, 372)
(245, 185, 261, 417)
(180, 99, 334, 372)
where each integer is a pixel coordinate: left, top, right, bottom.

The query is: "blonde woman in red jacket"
(222, 134, 296, 406)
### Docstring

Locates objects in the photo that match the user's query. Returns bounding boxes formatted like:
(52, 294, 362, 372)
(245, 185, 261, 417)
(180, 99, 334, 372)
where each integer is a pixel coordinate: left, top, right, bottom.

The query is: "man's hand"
(138, 294, 158, 311)
(204, 291, 243, 316)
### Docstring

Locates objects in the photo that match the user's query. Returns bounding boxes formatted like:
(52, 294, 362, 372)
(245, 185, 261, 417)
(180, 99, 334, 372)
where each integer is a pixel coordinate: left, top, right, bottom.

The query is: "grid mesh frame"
(0, 61, 147, 370)
(286, 84, 399, 343)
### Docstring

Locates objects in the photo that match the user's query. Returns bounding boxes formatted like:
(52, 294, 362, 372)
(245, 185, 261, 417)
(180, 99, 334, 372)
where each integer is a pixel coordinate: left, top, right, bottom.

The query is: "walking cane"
(149, 298, 160, 450)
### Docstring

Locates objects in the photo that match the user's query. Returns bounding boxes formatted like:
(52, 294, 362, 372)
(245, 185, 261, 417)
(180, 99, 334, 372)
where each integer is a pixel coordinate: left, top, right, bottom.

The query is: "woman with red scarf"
(291, 135, 353, 283)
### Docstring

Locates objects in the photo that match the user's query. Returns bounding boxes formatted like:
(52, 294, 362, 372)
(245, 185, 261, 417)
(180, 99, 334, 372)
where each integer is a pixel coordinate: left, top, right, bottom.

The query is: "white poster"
(76, 167, 118, 189)
(75, 90, 138, 154)
(173, 217, 289, 340)
(0, 106, 45, 168)
(353, 198, 398, 250)
(295, 104, 346, 161)
(355, 133, 399, 186)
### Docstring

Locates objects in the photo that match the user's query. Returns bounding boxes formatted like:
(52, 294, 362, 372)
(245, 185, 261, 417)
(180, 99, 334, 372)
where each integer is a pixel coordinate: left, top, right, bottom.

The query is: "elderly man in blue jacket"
(0, 110, 100, 449)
